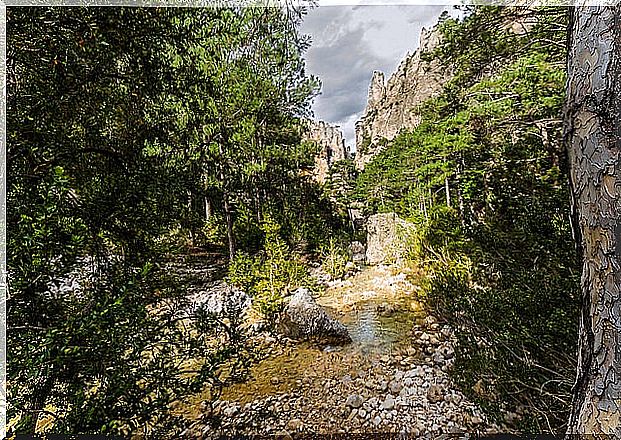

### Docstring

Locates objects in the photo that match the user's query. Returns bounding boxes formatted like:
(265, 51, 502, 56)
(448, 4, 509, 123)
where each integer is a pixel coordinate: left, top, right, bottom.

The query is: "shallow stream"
(218, 264, 425, 403)
(331, 300, 419, 354)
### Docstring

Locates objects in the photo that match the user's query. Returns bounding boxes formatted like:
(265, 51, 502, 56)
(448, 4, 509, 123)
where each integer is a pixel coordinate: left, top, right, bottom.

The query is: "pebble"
(286, 419, 303, 431)
(345, 394, 364, 409)
(222, 404, 239, 417)
(274, 430, 293, 440)
(381, 395, 396, 410)
(427, 384, 444, 403)
(389, 380, 402, 393)
(378, 380, 388, 391)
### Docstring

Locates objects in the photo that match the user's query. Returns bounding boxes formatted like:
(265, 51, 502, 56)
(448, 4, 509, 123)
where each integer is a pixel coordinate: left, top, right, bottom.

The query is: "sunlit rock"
(365, 213, 414, 265)
(277, 288, 352, 344)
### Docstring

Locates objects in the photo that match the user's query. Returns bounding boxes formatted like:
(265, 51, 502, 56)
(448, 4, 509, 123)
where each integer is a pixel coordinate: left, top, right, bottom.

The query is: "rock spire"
(354, 26, 451, 170)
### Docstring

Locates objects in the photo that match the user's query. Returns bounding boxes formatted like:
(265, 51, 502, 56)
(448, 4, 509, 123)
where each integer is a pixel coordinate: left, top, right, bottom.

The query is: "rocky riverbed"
(180, 264, 502, 439)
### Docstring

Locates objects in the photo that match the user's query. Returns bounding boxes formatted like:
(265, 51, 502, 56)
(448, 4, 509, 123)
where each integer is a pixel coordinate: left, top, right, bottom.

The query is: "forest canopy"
(7, 5, 341, 436)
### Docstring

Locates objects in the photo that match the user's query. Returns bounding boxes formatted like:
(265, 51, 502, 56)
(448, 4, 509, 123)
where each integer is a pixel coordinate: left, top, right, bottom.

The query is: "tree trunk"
(223, 194, 235, 261)
(565, 6, 621, 435)
(205, 196, 212, 221)
(217, 141, 236, 261)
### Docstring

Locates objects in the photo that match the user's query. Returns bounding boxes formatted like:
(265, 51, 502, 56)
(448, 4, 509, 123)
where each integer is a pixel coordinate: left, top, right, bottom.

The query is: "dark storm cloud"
(306, 25, 387, 122)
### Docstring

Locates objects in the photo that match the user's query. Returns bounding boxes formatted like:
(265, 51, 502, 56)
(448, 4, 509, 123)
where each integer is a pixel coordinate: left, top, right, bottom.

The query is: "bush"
(419, 223, 579, 432)
(320, 238, 351, 280)
(227, 216, 313, 324)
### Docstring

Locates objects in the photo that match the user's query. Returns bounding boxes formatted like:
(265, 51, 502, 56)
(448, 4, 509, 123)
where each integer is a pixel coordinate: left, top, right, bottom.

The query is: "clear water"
(324, 299, 419, 356)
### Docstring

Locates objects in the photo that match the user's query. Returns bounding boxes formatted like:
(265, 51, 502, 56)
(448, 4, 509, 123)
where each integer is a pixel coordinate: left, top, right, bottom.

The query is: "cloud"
(301, 5, 451, 147)
(305, 24, 386, 122)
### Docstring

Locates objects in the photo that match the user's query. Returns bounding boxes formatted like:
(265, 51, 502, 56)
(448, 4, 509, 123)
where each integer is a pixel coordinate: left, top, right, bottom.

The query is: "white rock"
(381, 395, 396, 410)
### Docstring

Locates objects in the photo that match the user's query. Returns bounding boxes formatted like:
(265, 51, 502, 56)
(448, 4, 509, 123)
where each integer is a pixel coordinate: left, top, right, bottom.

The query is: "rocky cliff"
(354, 26, 450, 170)
(304, 120, 348, 183)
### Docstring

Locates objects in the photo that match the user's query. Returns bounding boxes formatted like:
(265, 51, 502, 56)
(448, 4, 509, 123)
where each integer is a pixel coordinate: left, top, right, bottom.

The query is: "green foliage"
(159, 5, 327, 257)
(324, 159, 357, 215)
(10, 260, 250, 437)
(227, 216, 313, 322)
(358, 135, 372, 155)
(7, 5, 324, 437)
(355, 6, 578, 433)
(320, 238, 351, 280)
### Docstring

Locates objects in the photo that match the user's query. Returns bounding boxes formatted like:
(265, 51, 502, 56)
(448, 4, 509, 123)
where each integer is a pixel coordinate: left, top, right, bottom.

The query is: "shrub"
(319, 238, 351, 280)
(227, 216, 312, 324)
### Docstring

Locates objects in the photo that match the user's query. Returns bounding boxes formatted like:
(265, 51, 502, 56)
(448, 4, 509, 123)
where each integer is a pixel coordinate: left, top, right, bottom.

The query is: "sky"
(300, 5, 453, 149)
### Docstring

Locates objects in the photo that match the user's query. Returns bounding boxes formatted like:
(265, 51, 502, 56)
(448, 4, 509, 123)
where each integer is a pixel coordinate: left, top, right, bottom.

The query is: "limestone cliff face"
(304, 120, 348, 183)
(354, 26, 450, 170)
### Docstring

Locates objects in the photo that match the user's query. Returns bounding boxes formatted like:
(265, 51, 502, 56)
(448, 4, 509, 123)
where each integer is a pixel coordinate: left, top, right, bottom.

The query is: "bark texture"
(565, 6, 621, 435)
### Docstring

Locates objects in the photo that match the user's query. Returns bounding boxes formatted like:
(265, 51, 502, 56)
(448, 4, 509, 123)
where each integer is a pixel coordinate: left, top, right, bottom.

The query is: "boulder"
(187, 281, 251, 320)
(277, 288, 352, 344)
(365, 213, 414, 265)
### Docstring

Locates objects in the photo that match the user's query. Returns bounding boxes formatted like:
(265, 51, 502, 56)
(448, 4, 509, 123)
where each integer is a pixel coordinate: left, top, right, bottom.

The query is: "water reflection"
(325, 299, 416, 357)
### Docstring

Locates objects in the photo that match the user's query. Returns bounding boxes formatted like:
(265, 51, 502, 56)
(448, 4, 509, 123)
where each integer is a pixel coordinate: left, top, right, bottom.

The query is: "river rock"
(389, 380, 403, 394)
(274, 430, 293, 440)
(222, 403, 239, 417)
(381, 395, 395, 410)
(277, 288, 352, 344)
(364, 397, 379, 411)
(432, 352, 445, 365)
(427, 384, 444, 403)
(285, 418, 303, 431)
(345, 394, 364, 408)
